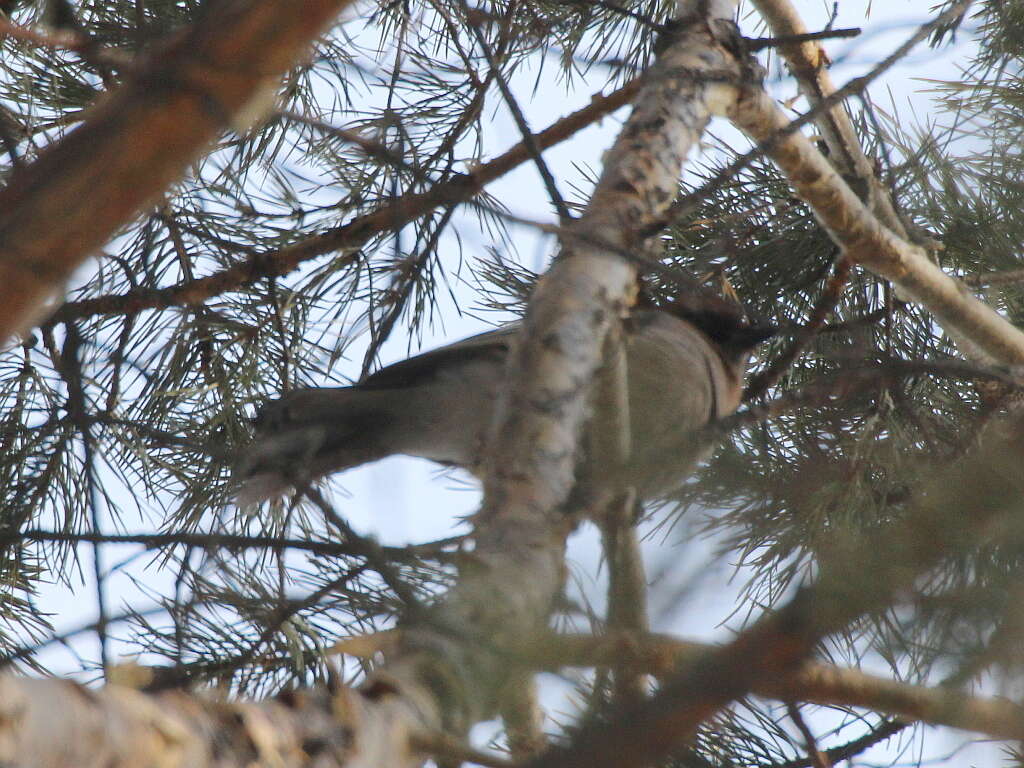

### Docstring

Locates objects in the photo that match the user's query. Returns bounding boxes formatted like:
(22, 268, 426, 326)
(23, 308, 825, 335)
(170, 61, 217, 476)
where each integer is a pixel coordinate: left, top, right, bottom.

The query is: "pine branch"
(729, 34, 1024, 367)
(528, 631, 1024, 743)
(330, 4, 752, 764)
(0, 0, 357, 339)
(750, 0, 907, 238)
(47, 79, 640, 326)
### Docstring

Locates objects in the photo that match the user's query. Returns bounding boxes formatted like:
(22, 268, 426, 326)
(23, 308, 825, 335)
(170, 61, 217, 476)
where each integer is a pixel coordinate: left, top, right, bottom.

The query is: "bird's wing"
(356, 324, 518, 390)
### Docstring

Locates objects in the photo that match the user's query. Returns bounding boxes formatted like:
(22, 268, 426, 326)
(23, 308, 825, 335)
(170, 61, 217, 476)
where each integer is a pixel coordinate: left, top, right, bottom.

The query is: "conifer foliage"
(0, 1, 1022, 766)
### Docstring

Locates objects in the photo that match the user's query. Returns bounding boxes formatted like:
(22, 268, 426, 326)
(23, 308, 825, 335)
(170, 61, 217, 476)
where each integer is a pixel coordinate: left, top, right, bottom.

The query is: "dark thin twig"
(0, 604, 173, 670)
(804, 307, 886, 336)
(746, 27, 861, 52)
(774, 719, 904, 768)
(8, 528, 464, 562)
(359, 205, 457, 380)
(722, 356, 1021, 436)
(103, 314, 135, 414)
(786, 703, 831, 768)
(48, 80, 641, 325)
(267, 276, 292, 392)
(461, 0, 572, 223)
(58, 323, 110, 675)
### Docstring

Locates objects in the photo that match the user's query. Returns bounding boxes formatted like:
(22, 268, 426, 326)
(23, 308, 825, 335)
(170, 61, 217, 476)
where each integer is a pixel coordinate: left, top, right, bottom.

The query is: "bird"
(234, 299, 773, 505)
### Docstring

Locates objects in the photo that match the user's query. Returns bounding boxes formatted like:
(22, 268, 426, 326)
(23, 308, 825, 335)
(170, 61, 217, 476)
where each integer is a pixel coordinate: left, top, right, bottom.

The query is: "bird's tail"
(233, 387, 391, 506)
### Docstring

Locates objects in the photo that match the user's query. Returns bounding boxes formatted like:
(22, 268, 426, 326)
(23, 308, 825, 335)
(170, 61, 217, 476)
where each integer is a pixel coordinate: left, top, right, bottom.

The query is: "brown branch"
(775, 719, 905, 768)
(0, 0, 357, 341)
(786, 704, 831, 768)
(7, 528, 460, 563)
(48, 78, 641, 327)
(527, 631, 1024, 743)
(964, 267, 1024, 288)
(0, 16, 132, 67)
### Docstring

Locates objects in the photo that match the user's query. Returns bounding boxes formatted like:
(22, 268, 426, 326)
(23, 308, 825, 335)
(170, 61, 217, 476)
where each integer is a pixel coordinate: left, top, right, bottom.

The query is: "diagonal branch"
(729, 82, 1024, 366)
(47, 79, 640, 327)
(0, 0, 357, 340)
(751, 0, 909, 237)
(529, 631, 1024, 743)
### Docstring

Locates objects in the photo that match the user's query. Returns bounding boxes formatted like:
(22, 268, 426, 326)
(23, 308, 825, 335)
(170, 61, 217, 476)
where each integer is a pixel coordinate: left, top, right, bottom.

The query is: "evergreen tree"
(0, 0, 1021, 765)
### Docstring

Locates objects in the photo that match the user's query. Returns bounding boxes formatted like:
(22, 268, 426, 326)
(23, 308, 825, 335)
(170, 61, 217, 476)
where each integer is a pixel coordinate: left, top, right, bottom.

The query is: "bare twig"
(746, 27, 860, 52)
(461, 0, 571, 223)
(0, 16, 132, 67)
(786, 703, 831, 768)
(7, 529, 462, 563)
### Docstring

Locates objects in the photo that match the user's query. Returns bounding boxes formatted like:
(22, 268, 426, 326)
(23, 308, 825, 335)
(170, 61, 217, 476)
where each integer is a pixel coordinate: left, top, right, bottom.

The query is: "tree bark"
(328, 1, 751, 765)
(0, 0, 355, 340)
(729, 84, 1024, 366)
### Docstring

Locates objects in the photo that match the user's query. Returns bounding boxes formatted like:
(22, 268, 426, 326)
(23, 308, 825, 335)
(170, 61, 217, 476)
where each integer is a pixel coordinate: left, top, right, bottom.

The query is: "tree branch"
(333, 3, 752, 765)
(528, 631, 1024, 743)
(750, 0, 908, 238)
(729, 82, 1024, 366)
(46, 79, 639, 328)
(0, 0, 357, 340)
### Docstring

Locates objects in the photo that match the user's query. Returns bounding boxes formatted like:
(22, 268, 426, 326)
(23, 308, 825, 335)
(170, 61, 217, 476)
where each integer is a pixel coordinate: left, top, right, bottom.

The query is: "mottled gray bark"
(342, 1, 751, 765)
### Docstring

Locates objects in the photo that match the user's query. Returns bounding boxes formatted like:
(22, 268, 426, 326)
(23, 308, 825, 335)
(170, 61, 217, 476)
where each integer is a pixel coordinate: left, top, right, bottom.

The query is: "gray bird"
(235, 302, 772, 505)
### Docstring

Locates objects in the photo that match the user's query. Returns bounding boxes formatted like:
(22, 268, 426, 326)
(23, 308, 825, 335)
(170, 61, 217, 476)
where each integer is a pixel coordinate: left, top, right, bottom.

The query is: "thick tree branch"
(0, 677, 354, 767)
(333, 3, 751, 765)
(528, 632, 1024, 743)
(0, 0, 358, 341)
(729, 85, 1024, 366)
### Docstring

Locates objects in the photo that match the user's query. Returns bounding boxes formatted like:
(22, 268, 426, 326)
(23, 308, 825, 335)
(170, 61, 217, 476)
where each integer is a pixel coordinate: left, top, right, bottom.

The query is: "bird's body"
(236, 306, 771, 505)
